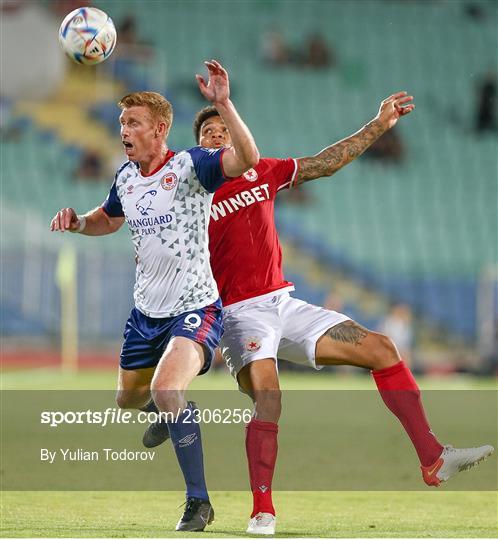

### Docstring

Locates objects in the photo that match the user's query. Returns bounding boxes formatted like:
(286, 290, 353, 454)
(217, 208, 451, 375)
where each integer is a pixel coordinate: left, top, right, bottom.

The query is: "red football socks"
(372, 360, 443, 466)
(246, 418, 278, 517)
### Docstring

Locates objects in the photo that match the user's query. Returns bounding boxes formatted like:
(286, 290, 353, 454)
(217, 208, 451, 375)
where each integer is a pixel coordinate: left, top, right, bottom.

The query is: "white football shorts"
(220, 292, 350, 377)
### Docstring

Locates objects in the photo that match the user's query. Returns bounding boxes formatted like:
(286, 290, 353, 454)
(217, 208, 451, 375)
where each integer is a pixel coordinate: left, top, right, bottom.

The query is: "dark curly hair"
(193, 105, 220, 143)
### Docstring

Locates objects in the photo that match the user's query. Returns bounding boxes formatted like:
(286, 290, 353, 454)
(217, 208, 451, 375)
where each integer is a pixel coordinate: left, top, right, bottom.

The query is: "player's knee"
(370, 333, 400, 370)
(115, 389, 149, 409)
(254, 388, 282, 423)
(115, 391, 128, 409)
(150, 383, 183, 414)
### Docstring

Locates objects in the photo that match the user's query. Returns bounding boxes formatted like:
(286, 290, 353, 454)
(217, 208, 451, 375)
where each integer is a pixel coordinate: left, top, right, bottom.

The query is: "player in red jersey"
(145, 93, 494, 534)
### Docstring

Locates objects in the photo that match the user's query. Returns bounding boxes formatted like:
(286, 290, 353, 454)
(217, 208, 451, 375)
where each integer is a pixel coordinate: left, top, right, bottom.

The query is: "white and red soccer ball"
(59, 7, 116, 65)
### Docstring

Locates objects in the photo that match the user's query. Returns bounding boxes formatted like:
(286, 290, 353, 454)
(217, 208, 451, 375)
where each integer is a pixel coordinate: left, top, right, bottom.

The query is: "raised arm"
(50, 206, 124, 235)
(196, 60, 259, 177)
(295, 92, 415, 185)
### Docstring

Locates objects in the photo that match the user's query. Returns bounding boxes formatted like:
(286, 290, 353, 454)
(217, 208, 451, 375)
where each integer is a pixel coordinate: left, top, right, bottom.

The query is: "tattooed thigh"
(325, 320, 368, 346)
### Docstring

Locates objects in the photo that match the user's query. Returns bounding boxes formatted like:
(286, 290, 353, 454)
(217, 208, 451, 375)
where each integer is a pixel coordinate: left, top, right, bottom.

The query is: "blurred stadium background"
(1, 0, 497, 377)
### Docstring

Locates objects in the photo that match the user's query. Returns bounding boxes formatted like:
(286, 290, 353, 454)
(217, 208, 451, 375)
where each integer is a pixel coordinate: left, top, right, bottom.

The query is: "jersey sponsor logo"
(136, 189, 157, 216)
(245, 337, 262, 352)
(210, 184, 270, 221)
(161, 172, 178, 191)
(183, 313, 202, 332)
(243, 168, 258, 182)
(178, 433, 198, 447)
(128, 215, 172, 228)
(126, 184, 134, 194)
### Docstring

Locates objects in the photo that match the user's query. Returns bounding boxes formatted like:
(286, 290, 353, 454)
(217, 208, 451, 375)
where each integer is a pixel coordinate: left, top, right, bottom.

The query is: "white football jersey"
(102, 147, 227, 318)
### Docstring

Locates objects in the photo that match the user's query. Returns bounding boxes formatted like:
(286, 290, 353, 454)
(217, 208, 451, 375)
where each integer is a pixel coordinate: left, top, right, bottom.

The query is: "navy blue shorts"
(120, 299, 223, 374)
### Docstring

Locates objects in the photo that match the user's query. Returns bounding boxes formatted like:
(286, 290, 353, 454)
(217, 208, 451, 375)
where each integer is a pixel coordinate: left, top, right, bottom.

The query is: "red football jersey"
(209, 157, 298, 306)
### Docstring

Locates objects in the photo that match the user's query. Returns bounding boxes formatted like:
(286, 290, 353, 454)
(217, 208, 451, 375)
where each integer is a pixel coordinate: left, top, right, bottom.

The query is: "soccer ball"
(59, 7, 117, 65)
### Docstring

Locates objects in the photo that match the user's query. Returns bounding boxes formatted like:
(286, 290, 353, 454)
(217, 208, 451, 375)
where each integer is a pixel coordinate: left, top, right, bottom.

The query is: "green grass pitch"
(2, 490, 497, 538)
(1, 368, 497, 537)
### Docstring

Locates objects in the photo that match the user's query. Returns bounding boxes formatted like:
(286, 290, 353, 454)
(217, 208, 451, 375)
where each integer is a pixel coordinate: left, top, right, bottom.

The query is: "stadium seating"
(2, 0, 497, 343)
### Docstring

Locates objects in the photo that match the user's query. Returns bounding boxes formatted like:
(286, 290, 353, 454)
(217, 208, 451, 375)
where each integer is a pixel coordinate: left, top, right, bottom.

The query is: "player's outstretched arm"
(50, 206, 124, 235)
(295, 92, 415, 185)
(196, 59, 259, 177)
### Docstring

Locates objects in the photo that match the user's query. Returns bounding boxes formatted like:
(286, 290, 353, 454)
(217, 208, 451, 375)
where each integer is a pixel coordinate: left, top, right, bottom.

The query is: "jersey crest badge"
(245, 336, 262, 352)
(161, 172, 178, 191)
(243, 168, 258, 182)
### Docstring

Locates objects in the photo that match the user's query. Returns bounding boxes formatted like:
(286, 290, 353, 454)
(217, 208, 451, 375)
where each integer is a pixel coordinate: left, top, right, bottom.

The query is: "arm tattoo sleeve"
(295, 118, 386, 185)
(326, 320, 368, 346)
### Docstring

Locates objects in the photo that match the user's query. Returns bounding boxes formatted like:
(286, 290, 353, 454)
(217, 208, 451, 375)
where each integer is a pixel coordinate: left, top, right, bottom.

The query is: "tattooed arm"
(295, 118, 385, 184)
(294, 91, 415, 185)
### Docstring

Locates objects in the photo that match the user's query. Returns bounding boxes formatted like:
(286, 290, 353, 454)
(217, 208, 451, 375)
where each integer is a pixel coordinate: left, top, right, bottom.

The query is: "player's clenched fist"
(50, 207, 81, 232)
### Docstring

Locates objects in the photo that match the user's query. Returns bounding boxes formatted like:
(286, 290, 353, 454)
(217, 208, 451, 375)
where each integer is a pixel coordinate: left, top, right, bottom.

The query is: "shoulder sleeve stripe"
(289, 158, 299, 188)
(276, 158, 299, 191)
